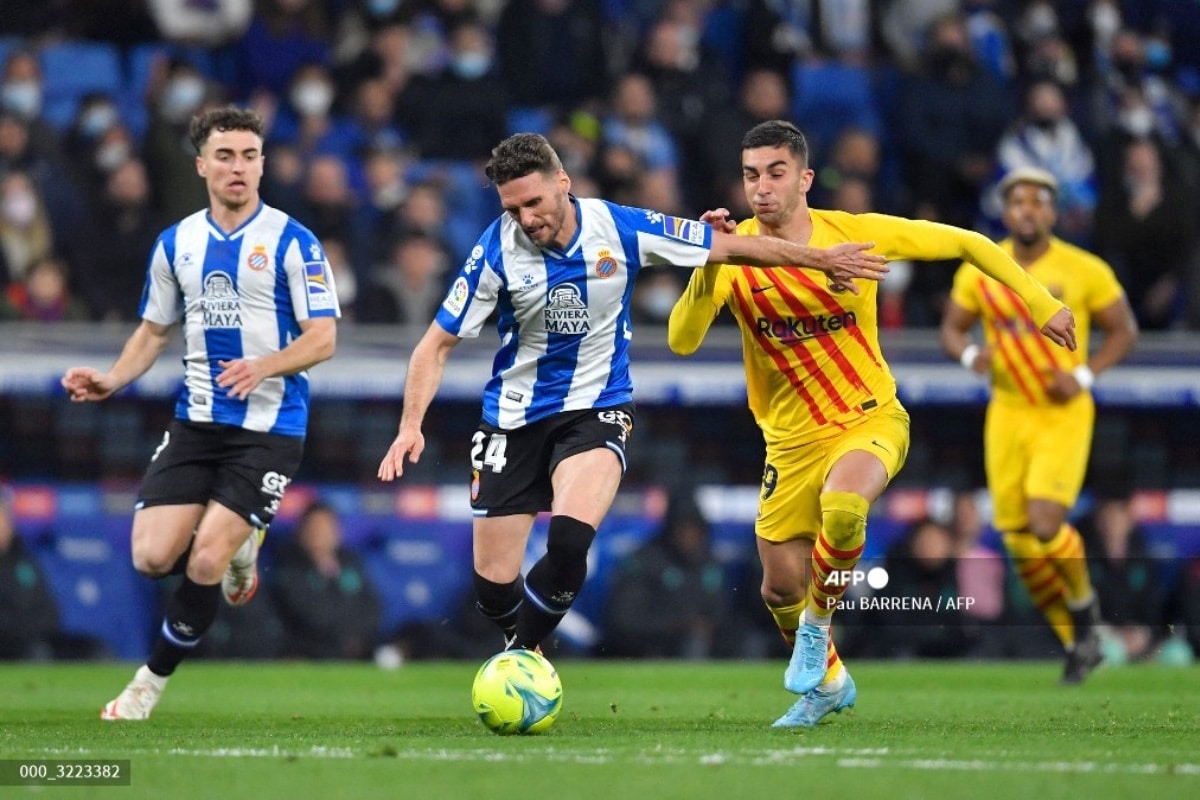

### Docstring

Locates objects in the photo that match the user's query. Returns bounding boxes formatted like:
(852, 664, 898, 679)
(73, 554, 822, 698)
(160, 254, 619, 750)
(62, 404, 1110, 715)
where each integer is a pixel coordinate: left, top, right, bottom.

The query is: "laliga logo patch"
(305, 261, 337, 311)
(247, 244, 269, 271)
(442, 276, 470, 316)
(662, 216, 705, 245)
(594, 249, 618, 278)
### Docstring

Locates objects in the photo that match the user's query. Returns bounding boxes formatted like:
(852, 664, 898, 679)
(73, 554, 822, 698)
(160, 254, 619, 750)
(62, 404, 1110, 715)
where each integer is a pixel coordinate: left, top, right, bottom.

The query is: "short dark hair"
(484, 133, 563, 185)
(741, 120, 809, 167)
(189, 106, 265, 154)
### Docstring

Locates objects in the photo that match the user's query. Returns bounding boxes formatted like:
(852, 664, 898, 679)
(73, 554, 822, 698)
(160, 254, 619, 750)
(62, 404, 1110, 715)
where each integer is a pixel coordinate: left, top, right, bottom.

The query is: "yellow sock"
(822, 631, 845, 686)
(768, 599, 806, 648)
(1043, 523, 1095, 608)
(806, 491, 869, 620)
(1004, 531, 1074, 649)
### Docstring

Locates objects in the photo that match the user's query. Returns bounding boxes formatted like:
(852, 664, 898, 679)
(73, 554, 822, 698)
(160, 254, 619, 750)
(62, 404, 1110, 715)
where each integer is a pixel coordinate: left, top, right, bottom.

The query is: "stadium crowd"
(2, 0, 1200, 331)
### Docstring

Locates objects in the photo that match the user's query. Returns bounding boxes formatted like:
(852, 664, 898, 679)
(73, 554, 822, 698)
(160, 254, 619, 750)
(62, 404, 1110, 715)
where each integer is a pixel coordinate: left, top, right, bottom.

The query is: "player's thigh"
(210, 427, 305, 528)
(756, 442, 824, 544)
(130, 504, 205, 571)
(1026, 399, 1095, 509)
(471, 420, 554, 516)
(473, 514, 537, 582)
(547, 404, 634, 526)
(190, 500, 259, 581)
(824, 400, 911, 499)
(984, 402, 1031, 531)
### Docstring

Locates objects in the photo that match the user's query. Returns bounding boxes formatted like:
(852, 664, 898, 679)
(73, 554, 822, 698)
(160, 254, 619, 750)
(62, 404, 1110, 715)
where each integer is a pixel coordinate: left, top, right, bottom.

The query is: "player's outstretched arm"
(378, 321, 461, 481)
(709, 231, 888, 295)
(61, 320, 174, 402)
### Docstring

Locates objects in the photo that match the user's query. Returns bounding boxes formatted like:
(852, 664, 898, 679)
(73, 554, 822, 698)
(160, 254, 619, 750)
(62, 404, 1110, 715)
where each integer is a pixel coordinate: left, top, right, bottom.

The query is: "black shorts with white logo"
(137, 420, 305, 528)
(470, 403, 635, 517)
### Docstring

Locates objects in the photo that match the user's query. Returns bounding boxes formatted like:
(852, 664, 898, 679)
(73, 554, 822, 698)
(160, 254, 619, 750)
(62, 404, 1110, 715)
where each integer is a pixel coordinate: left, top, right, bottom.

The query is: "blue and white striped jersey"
(139, 202, 340, 437)
(435, 197, 712, 430)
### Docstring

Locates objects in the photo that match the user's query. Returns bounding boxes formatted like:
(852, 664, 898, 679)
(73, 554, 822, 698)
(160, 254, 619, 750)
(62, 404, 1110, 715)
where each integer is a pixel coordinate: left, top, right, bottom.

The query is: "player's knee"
(1002, 531, 1042, 560)
(545, 515, 596, 565)
(130, 540, 175, 577)
(819, 491, 869, 549)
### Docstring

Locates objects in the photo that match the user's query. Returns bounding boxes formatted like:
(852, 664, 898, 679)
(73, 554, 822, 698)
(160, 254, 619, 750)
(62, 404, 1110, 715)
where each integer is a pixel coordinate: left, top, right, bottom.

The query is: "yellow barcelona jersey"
(950, 237, 1124, 408)
(670, 210, 1065, 448)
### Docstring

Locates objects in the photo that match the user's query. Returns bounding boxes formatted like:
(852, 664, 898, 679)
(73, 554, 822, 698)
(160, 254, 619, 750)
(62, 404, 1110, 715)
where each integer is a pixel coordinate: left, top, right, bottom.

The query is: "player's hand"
(965, 345, 993, 375)
(1040, 307, 1077, 351)
(699, 207, 737, 233)
(217, 358, 268, 401)
(61, 367, 118, 402)
(377, 428, 424, 481)
(819, 242, 888, 296)
(1045, 369, 1082, 404)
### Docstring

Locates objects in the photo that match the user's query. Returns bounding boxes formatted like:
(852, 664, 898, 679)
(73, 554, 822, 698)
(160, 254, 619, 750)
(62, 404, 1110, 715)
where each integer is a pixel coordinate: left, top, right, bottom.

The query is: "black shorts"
(470, 403, 635, 516)
(137, 420, 305, 528)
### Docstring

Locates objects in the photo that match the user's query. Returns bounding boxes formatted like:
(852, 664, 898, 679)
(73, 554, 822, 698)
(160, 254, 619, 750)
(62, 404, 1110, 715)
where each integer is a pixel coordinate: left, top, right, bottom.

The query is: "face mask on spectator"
(1144, 40, 1172, 71)
(291, 81, 334, 116)
(1118, 105, 1155, 138)
(95, 142, 130, 172)
(1, 81, 41, 118)
(639, 286, 679, 320)
(81, 105, 118, 138)
(1, 190, 37, 227)
(451, 52, 492, 80)
(162, 76, 205, 121)
(367, 0, 400, 17)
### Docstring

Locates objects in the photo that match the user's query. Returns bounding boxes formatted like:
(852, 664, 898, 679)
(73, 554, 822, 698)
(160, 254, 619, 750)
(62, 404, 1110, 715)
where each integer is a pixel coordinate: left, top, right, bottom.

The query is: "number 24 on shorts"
(471, 431, 508, 473)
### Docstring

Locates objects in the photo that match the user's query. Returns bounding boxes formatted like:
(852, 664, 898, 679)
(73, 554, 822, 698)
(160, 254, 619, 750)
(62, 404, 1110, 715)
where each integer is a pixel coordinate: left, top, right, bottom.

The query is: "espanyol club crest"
(594, 249, 618, 278)
(247, 245, 269, 271)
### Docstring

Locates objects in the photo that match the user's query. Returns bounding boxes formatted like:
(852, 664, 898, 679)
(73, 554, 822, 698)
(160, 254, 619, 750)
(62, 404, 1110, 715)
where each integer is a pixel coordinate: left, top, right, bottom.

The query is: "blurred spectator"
(269, 62, 360, 172)
(986, 79, 1098, 243)
(237, 0, 332, 98)
(701, 68, 792, 208)
(0, 171, 54, 290)
(346, 77, 407, 158)
(630, 266, 684, 325)
(951, 489, 1008, 656)
(271, 502, 382, 660)
(496, 0, 609, 116)
(602, 490, 728, 659)
(1093, 27, 1189, 148)
(398, 17, 508, 161)
(740, 0, 815, 76)
(61, 92, 125, 198)
(260, 141, 308, 218)
(1, 254, 89, 323)
(879, 0, 959, 72)
(321, 237, 358, 320)
(333, 14, 413, 100)
(0, 111, 81, 252)
(142, 58, 217, 220)
(600, 72, 680, 209)
(147, 0, 254, 48)
(358, 232, 450, 326)
(634, 9, 731, 208)
(898, 12, 1013, 228)
(864, 517, 977, 659)
(76, 158, 166, 322)
(1076, 484, 1166, 663)
(0, 49, 62, 161)
(1094, 137, 1194, 330)
(373, 178, 451, 264)
(297, 153, 365, 253)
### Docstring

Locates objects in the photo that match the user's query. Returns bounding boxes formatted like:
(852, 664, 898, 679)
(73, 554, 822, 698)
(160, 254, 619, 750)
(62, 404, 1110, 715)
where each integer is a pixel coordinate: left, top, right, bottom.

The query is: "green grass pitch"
(1, 660, 1197, 799)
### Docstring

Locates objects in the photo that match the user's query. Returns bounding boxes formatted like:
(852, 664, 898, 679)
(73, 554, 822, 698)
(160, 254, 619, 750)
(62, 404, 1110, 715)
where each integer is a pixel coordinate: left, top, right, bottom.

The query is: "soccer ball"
(471, 649, 563, 735)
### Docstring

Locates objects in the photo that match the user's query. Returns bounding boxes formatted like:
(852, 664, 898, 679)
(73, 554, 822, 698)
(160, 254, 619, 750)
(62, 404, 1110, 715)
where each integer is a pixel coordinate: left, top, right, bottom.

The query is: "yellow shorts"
(756, 399, 910, 543)
(984, 396, 1094, 532)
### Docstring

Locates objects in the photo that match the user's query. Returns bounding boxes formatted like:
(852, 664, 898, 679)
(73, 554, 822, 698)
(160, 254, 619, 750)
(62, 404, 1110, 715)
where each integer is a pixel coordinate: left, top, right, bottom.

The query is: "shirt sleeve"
(286, 228, 341, 320)
(1085, 256, 1126, 313)
(948, 262, 983, 314)
(435, 237, 502, 339)
(608, 202, 714, 268)
(138, 236, 183, 325)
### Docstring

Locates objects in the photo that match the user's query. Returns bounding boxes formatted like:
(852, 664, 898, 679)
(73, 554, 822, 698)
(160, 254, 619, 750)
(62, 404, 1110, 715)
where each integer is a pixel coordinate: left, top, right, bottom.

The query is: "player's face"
(742, 145, 812, 228)
(196, 128, 264, 212)
(1002, 183, 1056, 248)
(496, 169, 573, 249)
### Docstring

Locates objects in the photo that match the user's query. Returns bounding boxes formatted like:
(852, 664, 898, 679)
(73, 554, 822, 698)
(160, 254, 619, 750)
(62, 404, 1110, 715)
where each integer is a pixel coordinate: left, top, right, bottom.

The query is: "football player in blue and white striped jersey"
(63, 106, 339, 720)
(378, 132, 887, 655)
